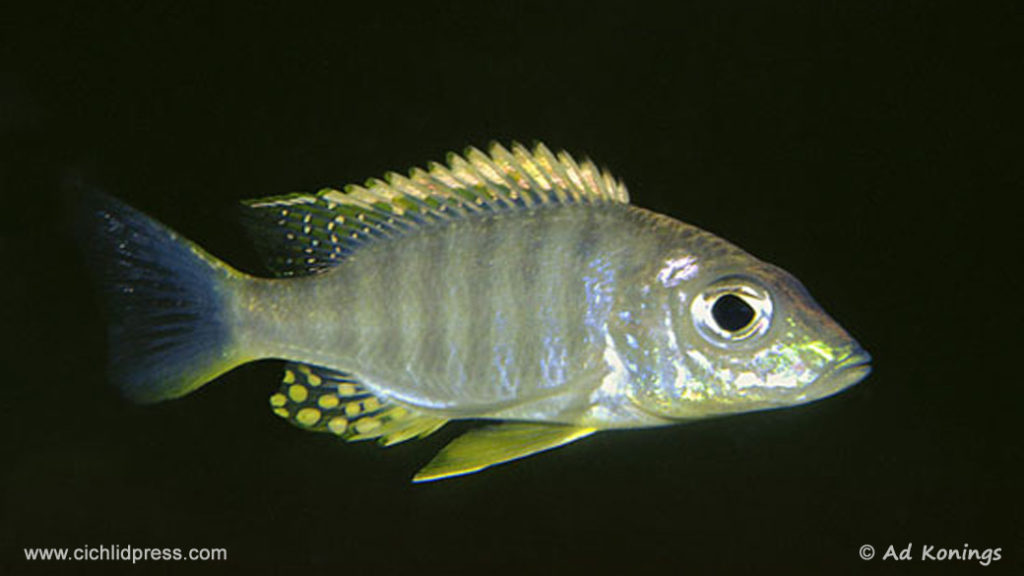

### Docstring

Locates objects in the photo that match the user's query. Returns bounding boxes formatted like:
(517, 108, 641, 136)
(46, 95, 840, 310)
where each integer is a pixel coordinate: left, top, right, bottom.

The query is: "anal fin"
(269, 362, 447, 445)
(413, 423, 596, 483)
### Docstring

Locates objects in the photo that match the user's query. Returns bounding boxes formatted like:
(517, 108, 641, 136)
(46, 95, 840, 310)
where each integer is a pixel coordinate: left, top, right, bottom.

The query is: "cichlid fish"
(82, 142, 870, 482)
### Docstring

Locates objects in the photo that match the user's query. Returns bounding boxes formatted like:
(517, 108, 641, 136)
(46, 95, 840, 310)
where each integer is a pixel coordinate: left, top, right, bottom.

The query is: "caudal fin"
(78, 192, 246, 403)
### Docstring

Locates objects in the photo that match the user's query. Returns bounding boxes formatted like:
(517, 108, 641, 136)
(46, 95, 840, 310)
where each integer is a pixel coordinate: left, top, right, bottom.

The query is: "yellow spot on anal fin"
(272, 364, 448, 448)
(296, 407, 321, 427)
(354, 418, 381, 434)
(318, 394, 340, 409)
(288, 384, 308, 403)
(328, 417, 348, 436)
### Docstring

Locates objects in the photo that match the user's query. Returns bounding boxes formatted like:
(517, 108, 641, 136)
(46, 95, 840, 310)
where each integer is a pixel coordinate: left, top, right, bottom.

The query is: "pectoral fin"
(412, 423, 596, 483)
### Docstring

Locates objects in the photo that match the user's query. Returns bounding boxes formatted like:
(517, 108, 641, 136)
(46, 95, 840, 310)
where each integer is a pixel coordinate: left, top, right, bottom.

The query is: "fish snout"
(805, 347, 872, 402)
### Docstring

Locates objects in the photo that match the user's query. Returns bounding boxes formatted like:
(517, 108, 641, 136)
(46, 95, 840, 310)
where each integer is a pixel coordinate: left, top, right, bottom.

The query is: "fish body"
(83, 142, 870, 481)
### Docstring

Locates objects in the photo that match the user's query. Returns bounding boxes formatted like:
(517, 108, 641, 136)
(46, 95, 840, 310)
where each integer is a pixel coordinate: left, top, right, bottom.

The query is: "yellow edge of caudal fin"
(412, 423, 597, 483)
(269, 362, 448, 446)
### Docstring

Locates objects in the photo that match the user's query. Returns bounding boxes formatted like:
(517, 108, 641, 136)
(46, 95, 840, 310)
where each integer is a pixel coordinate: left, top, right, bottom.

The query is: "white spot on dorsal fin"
(240, 142, 630, 277)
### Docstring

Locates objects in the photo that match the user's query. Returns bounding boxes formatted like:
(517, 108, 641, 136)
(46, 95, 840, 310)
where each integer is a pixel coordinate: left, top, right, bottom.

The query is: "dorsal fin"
(269, 362, 447, 446)
(241, 142, 630, 277)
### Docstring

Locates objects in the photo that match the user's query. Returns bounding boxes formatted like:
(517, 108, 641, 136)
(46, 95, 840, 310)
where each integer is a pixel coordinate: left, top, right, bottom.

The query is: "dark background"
(3, 3, 1021, 573)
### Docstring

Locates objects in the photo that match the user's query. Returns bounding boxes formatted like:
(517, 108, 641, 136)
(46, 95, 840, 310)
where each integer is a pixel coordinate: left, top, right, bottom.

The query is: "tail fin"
(78, 192, 245, 403)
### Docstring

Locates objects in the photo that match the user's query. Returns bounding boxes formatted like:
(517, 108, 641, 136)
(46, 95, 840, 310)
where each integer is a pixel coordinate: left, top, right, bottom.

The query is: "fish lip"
(800, 348, 872, 402)
(833, 349, 872, 373)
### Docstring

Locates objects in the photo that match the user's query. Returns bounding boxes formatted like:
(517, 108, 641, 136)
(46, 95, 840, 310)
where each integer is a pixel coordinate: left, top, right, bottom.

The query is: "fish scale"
(377, 237, 404, 360)
(353, 210, 590, 409)
(464, 219, 498, 391)
(82, 141, 870, 482)
(442, 221, 475, 398)
(395, 224, 429, 373)
(255, 207, 601, 413)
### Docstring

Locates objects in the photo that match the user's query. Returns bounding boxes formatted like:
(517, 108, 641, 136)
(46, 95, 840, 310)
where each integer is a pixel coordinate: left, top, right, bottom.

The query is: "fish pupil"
(711, 294, 755, 332)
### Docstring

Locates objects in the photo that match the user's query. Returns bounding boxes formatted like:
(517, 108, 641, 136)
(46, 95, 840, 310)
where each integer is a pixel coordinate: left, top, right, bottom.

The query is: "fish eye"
(691, 277, 773, 346)
(711, 294, 755, 332)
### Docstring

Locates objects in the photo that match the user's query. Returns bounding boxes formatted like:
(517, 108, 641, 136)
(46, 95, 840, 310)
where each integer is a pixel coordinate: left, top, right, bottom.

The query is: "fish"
(81, 142, 871, 482)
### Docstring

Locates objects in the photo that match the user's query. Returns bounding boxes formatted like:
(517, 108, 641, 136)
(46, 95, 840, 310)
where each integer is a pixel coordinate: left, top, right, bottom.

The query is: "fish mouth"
(834, 349, 872, 373)
(802, 348, 872, 402)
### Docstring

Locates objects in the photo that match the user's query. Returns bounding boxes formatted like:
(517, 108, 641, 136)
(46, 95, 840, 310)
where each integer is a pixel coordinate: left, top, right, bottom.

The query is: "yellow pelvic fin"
(412, 423, 596, 483)
(270, 362, 447, 446)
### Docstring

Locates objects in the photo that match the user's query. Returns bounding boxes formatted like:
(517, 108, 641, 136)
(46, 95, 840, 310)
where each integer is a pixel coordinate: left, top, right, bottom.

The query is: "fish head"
(624, 251, 871, 421)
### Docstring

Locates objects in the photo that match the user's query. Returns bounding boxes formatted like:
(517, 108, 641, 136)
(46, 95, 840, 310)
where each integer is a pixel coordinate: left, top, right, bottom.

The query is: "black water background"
(3, 3, 1020, 572)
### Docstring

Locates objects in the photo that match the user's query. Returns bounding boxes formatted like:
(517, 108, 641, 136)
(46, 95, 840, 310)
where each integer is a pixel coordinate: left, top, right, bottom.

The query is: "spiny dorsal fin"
(241, 142, 629, 277)
(412, 423, 596, 483)
(269, 363, 447, 446)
